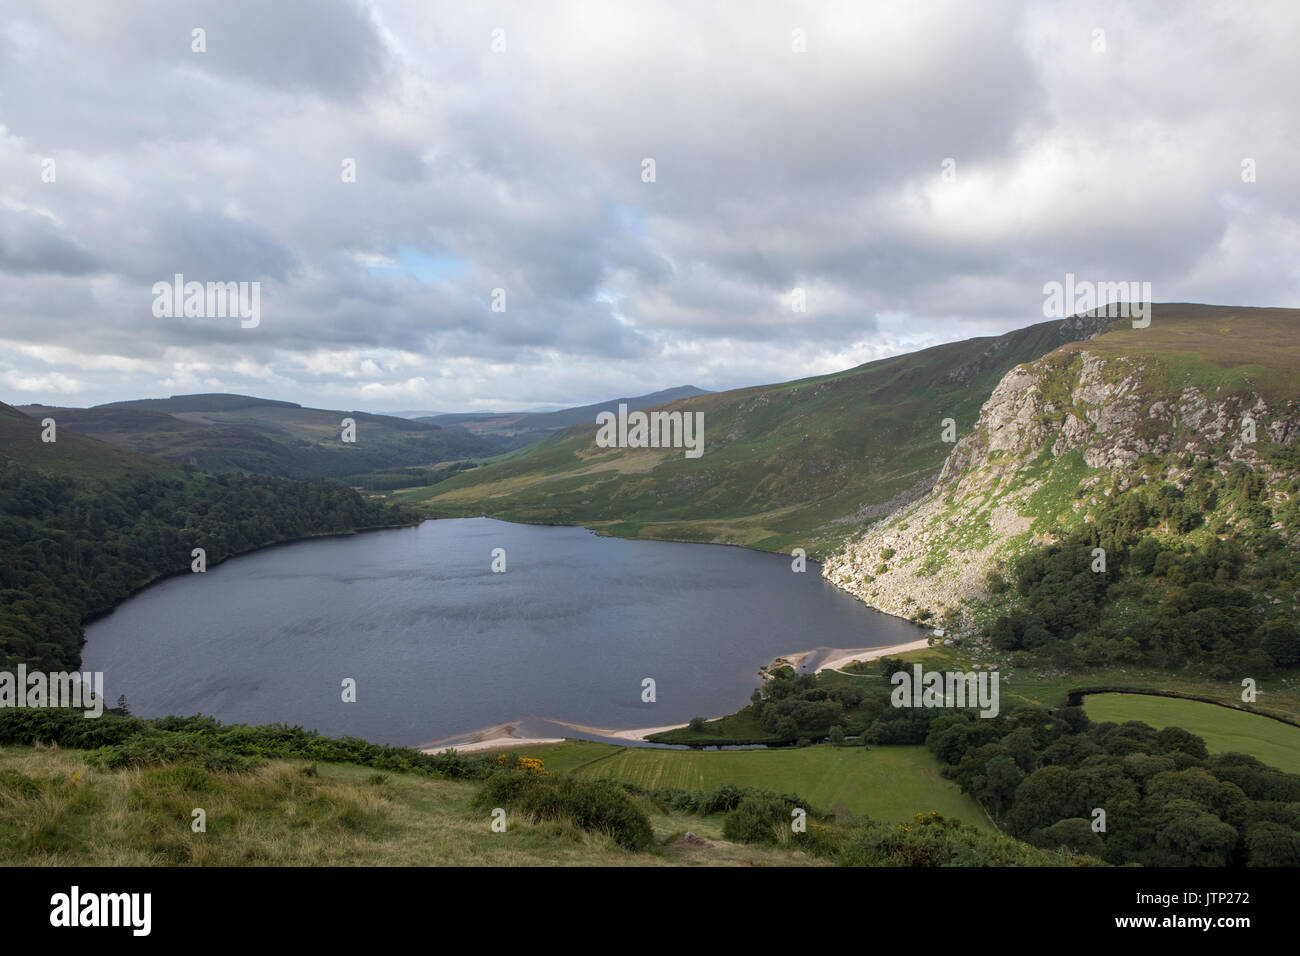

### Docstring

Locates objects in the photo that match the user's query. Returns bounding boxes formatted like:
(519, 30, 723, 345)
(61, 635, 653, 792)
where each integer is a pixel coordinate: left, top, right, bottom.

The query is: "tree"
(978, 754, 1024, 819)
(1149, 800, 1237, 867)
(1006, 765, 1076, 837)
(1035, 817, 1103, 855)
(774, 716, 799, 742)
(1245, 822, 1300, 866)
(1263, 617, 1300, 667)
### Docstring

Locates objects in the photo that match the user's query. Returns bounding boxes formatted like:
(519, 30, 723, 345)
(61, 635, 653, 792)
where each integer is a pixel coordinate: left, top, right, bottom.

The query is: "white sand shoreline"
(419, 637, 935, 754)
(814, 638, 932, 672)
(419, 722, 565, 754)
(766, 637, 933, 674)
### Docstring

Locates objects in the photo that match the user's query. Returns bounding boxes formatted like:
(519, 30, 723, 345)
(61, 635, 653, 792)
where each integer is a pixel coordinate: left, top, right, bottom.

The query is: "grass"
(1060, 305, 1300, 402)
(0, 746, 819, 866)
(1084, 693, 1300, 775)
(514, 741, 993, 829)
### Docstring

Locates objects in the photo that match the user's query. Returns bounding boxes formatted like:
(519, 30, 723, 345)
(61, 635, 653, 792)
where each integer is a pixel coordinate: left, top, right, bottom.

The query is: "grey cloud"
(0, 209, 99, 275)
(0, 0, 1297, 411)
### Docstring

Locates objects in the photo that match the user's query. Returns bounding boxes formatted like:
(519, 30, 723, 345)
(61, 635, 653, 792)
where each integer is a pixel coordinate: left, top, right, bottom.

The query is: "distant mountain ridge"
(418, 385, 711, 450)
(17, 393, 498, 480)
(99, 393, 302, 412)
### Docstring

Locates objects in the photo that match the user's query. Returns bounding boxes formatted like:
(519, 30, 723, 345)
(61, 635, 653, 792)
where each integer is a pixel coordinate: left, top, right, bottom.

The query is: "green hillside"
(0, 400, 166, 482)
(402, 314, 1114, 557)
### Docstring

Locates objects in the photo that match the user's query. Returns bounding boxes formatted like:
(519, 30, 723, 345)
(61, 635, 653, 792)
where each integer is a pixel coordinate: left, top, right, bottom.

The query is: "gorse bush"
(472, 772, 654, 850)
(492, 752, 546, 774)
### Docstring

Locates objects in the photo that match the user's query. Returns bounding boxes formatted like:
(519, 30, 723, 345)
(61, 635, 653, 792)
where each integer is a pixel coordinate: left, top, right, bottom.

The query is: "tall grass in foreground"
(0, 746, 393, 865)
(0, 746, 816, 866)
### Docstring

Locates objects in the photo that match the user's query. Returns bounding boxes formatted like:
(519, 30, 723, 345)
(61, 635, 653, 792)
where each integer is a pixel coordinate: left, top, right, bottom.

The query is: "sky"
(1, 0, 1297, 413)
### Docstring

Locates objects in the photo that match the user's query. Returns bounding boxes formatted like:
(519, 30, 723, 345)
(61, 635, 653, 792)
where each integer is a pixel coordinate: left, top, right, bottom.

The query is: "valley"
(4, 304, 1299, 870)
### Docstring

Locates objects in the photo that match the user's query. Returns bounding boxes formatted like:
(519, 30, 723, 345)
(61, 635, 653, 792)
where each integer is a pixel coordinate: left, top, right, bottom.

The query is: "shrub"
(701, 783, 747, 814)
(723, 795, 792, 845)
(0, 710, 491, 781)
(88, 732, 260, 773)
(472, 773, 653, 851)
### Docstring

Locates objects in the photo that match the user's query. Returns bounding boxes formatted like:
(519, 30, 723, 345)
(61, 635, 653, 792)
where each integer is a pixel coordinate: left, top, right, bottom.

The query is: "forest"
(986, 457, 1300, 673)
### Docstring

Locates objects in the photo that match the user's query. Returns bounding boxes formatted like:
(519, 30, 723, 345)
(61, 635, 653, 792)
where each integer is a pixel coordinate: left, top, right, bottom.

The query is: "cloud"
(0, 0, 1297, 410)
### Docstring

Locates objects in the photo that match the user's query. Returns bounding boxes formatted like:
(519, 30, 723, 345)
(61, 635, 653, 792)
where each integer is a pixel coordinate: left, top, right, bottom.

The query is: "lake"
(82, 518, 922, 747)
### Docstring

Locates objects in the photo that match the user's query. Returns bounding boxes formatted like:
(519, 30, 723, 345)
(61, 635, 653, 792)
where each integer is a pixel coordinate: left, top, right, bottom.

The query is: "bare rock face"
(824, 341, 1299, 629)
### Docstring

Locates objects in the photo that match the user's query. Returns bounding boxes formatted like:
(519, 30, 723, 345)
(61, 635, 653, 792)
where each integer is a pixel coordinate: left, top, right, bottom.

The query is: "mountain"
(399, 316, 1114, 555)
(17, 393, 498, 481)
(418, 386, 712, 450)
(100, 393, 301, 413)
(0, 399, 167, 481)
(823, 304, 1300, 652)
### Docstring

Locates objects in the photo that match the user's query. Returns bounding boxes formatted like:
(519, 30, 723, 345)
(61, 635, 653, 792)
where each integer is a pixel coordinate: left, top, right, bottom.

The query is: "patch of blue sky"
(369, 246, 466, 282)
(606, 200, 648, 237)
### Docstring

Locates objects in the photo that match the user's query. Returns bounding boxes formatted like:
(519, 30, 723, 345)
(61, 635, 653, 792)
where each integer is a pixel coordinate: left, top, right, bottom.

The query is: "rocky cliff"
(822, 306, 1300, 630)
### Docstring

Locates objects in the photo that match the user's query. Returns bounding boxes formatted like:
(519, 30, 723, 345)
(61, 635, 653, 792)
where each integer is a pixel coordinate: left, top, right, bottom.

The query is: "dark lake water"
(83, 518, 922, 747)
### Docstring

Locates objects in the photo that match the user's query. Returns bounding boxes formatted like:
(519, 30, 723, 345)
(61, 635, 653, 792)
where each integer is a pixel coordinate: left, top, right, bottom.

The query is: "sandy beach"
(419, 716, 714, 753)
(767, 637, 933, 675)
(420, 637, 934, 754)
(813, 638, 932, 672)
(545, 718, 707, 742)
(420, 722, 565, 755)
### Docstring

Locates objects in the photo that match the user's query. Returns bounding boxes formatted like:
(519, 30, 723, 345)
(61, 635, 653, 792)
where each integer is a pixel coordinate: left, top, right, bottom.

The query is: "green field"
(1085, 693, 1300, 774)
(517, 741, 992, 829)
